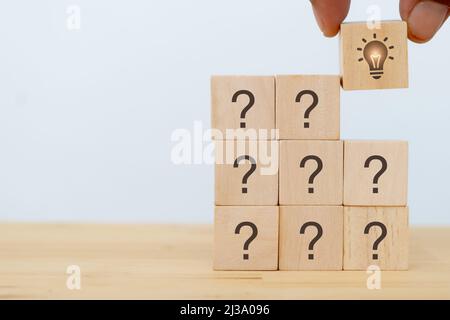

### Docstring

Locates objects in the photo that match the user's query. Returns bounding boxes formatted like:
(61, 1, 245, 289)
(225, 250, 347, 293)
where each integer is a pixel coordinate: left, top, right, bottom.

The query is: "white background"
(0, 0, 448, 224)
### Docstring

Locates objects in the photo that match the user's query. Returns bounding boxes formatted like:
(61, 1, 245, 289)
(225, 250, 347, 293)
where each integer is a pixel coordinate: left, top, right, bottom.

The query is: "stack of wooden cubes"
(212, 21, 409, 271)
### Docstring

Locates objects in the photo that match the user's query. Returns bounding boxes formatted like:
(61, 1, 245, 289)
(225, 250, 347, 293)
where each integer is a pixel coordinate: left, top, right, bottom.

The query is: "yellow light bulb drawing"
(357, 33, 394, 80)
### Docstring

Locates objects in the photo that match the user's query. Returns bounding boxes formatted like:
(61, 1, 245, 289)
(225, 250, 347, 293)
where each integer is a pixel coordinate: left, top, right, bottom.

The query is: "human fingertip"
(407, 1, 448, 43)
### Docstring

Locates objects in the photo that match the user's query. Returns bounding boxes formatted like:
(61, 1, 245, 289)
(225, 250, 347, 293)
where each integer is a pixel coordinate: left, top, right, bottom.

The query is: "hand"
(310, 0, 449, 43)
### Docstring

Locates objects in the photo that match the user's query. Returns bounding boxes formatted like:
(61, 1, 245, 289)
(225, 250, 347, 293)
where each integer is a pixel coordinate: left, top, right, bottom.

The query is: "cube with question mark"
(276, 75, 340, 140)
(279, 206, 344, 270)
(211, 76, 276, 139)
(343, 206, 409, 270)
(344, 140, 408, 206)
(279, 140, 343, 205)
(214, 206, 279, 270)
(215, 140, 278, 205)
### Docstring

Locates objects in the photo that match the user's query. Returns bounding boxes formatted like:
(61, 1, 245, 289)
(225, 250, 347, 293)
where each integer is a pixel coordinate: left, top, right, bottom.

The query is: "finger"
(400, 0, 421, 20)
(310, 0, 351, 37)
(400, 0, 449, 43)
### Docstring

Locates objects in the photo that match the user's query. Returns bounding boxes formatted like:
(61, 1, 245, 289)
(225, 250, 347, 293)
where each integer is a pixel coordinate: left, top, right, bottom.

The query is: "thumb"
(400, 0, 449, 43)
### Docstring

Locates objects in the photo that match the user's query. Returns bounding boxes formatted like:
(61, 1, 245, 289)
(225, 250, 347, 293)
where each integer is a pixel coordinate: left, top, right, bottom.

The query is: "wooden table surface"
(0, 224, 449, 299)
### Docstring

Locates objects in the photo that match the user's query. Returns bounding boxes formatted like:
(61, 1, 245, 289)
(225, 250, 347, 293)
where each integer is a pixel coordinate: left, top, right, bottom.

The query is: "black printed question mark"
(364, 221, 387, 260)
(233, 155, 257, 194)
(232, 90, 255, 129)
(300, 155, 323, 194)
(235, 221, 258, 260)
(364, 155, 388, 194)
(300, 222, 323, 260)
(296, 90, 319, 129)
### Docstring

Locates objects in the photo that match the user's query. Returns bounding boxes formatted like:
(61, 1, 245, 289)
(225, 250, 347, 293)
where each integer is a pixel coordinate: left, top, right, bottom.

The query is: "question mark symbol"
(300, 222, 323, 260)
(232, 90, 255, 129)
(233, 155, 257, 194)
(300, 155, 323, 193)
(364, 221, 387, 260)
(364, 155, 388, 194)
(296, 90, 319, 129)
(235, 221, 258, 260)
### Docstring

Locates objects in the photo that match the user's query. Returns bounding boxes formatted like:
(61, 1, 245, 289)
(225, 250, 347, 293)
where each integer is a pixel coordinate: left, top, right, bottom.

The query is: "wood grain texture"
(211, 76, 275, 139)
(279, 140, 343, 205)
(214, 206, 279, 271)
(340, 21, 408, 90)
(279, 206, 343, 271)
(343, 140, 408, 206)
(343, 206, 409, 271)
(0, 224, 449, 299)
(215, 140, 278, 205)
(276, 75, 340, 140)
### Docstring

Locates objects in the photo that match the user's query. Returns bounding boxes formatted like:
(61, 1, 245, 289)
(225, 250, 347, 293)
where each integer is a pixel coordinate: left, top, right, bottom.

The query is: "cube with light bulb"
(340, 21, 409, 90)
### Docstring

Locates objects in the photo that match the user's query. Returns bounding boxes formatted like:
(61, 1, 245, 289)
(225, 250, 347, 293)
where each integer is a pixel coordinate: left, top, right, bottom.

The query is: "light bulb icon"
(357, 33, 394, 80)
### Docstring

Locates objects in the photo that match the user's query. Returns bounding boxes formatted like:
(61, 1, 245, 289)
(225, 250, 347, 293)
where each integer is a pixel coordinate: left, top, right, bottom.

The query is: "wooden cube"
(279, 140, 343, 205)
(279, 206, 343, 270)
(214, 206, 279, 270)
(343, 206, 409, 270)
(340, 21, 408, 90)
(276, 75, 340, 140)
(215, 140, 278, 205)
(211, 76, 275, 139)
(344, 140, 408, 206)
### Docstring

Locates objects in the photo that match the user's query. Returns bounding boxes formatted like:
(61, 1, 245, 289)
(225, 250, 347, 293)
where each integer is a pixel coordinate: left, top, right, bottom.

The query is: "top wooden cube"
(211, 76, 275, 139)
(340, 21, 408, 90)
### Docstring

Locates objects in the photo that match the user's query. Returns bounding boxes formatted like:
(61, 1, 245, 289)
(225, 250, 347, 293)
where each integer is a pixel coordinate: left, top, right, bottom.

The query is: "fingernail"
(408, 1, 448, 42)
